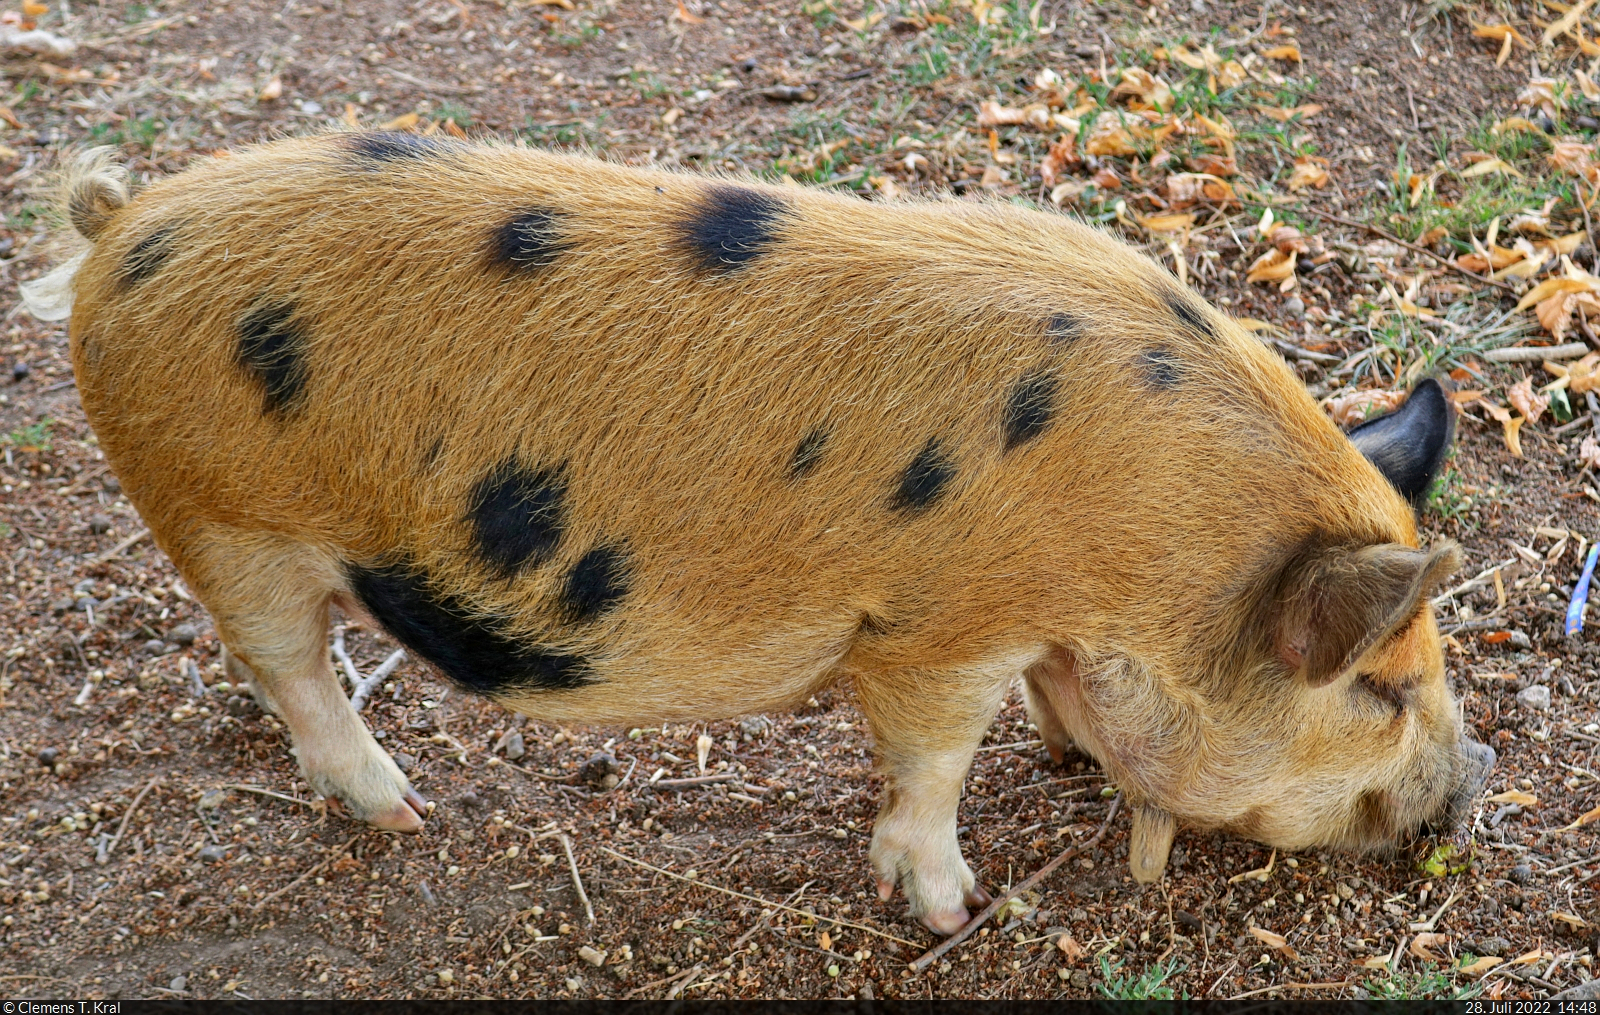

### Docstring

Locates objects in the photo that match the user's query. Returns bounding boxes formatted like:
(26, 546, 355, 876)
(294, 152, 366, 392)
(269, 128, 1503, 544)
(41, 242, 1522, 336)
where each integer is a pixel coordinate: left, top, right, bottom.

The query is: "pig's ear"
(1345, 378, 1454, 505)
(1277, 541, 1461, 687)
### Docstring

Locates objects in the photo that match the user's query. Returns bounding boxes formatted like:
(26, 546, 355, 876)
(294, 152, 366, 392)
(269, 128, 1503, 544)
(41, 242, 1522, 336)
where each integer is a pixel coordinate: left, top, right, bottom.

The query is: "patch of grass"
(434, 102, 473, 127)
(1096, 955, 1185, 1000)
(4, 420, 53, 452)
(1362, 960, 1483, 1000)
(1425, 456, 1469, 524)
(123, 2, 149, 23)
(5, 201, 50, 231)
(519, 113, 608, 151)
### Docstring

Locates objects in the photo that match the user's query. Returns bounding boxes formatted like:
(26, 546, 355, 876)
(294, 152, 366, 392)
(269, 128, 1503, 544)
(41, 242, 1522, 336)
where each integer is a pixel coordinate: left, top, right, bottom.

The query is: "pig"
(23, 135, 1493, 934)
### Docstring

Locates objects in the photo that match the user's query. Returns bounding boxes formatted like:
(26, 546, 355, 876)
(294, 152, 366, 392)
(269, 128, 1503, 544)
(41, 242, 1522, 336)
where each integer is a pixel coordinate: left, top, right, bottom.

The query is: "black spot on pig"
(1003, 370, 1058, 450)
(683, 185, 789, 271)
(347, 560, 591, 692)
(1139, 348, 1182, 391)
(237, 301, 310, 416)
(1045, 313, 1081, 343)
(890, 438, 954, 512)
(491, 209, 569, 273)
(468, 459, 567, 577)
(120, 225, 177, 288)
(561, 545, 631, 623)
(790, 427, 828, 478)
(1165, 292, 1215, 339)
(347, 131, 459, 164)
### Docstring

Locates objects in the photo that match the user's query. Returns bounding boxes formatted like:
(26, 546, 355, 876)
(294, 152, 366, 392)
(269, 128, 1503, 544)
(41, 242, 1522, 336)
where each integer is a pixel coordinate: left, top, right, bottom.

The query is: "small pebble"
(503, 729, 526, 760)
(198, 845, 227, 863)
(169, 975, 187, 992)
(75, 597, 99, 612)
(417, 881, 436, 904)
(581, 751, 621, 791)
(141, 639, 167, 656)
(10, 361, 28, 383)
(394, 752, 416, 772)
(170, 622, 200, 647)
(226, 695, 259, 717)
(36, 747, 58, 768)
(1282, 295, 1305, 317)
(88, 515, 113, 534)
(1510, 864, 1534, 884)
(1579, 115, 1600, 131)
(578, 945, 607, 966)
(1516, 685, 1551, 712)
(102, 475, 121, 494)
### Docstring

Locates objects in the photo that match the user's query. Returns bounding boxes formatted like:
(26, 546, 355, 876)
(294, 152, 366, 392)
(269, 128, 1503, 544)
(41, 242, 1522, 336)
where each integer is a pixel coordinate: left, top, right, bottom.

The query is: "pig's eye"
(1356, 675, 1406, 714)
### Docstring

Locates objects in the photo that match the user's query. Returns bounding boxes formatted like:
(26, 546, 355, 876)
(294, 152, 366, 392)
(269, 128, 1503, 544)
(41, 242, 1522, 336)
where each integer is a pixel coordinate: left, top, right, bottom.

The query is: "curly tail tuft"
(64, 146, 129, 240)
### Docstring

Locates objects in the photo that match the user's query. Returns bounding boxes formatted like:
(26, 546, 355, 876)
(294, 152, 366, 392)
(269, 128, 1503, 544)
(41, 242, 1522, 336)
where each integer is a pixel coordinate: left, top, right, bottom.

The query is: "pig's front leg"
(855, 667, 1010, 935)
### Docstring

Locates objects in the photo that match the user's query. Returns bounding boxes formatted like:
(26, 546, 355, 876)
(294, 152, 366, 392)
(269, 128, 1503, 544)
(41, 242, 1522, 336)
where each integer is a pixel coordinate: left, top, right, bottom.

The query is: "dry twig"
(350, 649, 406, 712)
(101, 776, 160, 864)
(253, 834, 361, 911)
(909, 794, 1122, 973)
(561, 833, 595, 925)
(1303, 210, 1518, 294)
(598, 846, 921, 948)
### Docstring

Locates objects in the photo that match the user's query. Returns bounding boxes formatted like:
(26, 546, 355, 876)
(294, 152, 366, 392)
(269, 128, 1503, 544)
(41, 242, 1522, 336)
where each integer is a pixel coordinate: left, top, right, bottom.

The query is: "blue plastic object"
(1566, 542, 1600, 636)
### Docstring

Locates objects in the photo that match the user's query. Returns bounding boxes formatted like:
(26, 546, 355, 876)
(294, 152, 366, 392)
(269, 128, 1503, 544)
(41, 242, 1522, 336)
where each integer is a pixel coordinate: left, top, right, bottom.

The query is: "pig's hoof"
(920, 907, 971, 936)
(368, 789, 429, 832)
(964, 884, 993, 909)
(876, 878, 895, 902)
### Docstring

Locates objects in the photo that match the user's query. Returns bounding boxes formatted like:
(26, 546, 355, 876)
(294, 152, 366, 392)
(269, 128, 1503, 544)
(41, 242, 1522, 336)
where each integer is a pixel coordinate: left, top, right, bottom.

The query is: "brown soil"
(0, 0, 1595, 1001)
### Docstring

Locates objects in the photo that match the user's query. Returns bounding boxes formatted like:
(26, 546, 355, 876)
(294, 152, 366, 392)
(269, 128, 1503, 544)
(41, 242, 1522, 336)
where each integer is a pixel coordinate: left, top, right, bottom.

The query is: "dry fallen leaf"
(1260, 42, 1301, 61)
(1110, 67, 1172, 110)
(1165, 171, 1236, 208)
(1326, 389, 1406, 426)
(1085, 118, 1137, 157)
(1186, 151, 1237, 176)
(1508, 377, 1550, 424)
(1246, 248, 1297, 284)
(672, 0, 704, 23)
(1549, 141, 1598, 181)
(1544, 0, 1596, 44)
(258, 77, 283, 102)
(1286, 157, 1330, 191)
(1486, 788, 1538, 806)
(379, 111, 421, 131)
(1410, 932, 1449, 962)
(1472, 23, 1531, 67)
(1055, 933, 1087, 962)
(20, 0, 47, 16)
(1459, 955, 1502, 977)
(1141, 212, 1196, 234)
(1461, 157, 1523, 179)
(1551, 912, 1591, 929)
(1358, 956, 1392, 970)
(1248, 926, 1300, 960)
(1257, 102, 1323, 122)
(1565, 802, 1600, 828)
(977, 100, 1027, 127)
(818, 930, 831, 951)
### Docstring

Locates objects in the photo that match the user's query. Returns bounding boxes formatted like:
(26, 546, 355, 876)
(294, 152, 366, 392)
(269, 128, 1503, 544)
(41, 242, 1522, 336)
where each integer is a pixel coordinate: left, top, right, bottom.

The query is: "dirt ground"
(1, 0, 1597, 1001)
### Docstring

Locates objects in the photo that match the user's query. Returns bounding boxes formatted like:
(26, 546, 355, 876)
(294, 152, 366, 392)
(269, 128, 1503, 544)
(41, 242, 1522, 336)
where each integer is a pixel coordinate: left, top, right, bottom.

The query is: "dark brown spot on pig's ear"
(789, 427, 828, 479)
(682, 185, 789, 272)
(1139, 348, 1182, 390)
(346, 131, 458, 164)
(889, 438, 955, 512)
(237, 302, 310, 416)
(1165, 291, 1215, 339)
(491, 208, 569, 273)
(120, 225, 177, 288)
(346, 558, 591, 692)
(560, 545, 631, 623)
(1003, 370, 1058, 450)
(1275, 540, 1461, 687)
(1045, 313, 1082, 343)
(467, 459, 566, 578)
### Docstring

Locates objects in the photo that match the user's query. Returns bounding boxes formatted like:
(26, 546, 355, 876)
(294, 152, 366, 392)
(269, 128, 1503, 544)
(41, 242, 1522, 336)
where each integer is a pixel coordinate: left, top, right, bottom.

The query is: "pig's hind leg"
(168, 523, 427, 832)
(854, 665, 1012, 935)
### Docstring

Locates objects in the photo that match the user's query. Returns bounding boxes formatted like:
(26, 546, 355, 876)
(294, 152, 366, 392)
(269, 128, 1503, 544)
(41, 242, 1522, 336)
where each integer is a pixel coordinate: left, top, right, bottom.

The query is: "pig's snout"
(1435, 738, 1496, 830)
